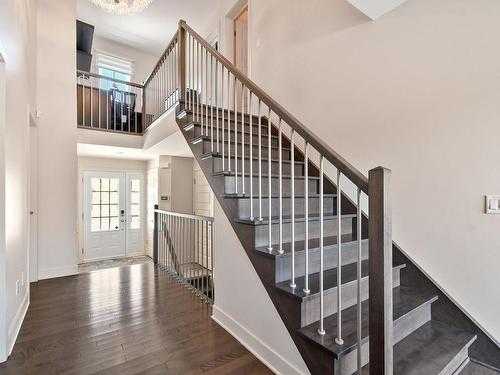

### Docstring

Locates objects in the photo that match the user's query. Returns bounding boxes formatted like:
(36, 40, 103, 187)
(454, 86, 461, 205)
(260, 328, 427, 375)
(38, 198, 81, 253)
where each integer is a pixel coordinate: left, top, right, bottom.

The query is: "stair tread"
(275, 259, 405, 301)
(255, 234, 364, 257)
(458, 360, 499, 375)
(235, 213, 356, 225)
(384, 320, 476, 375)
(298, 286, 438, 358)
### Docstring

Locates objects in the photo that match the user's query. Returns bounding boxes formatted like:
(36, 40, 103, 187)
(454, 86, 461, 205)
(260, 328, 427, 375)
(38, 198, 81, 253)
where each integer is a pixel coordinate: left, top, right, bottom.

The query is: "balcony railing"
(76, 70, 148, 134)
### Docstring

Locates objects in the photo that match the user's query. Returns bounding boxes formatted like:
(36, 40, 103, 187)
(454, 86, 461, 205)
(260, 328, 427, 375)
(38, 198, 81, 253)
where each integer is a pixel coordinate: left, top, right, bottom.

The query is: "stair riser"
(190, 126, 278, 147)
(275, 240, 369, 283)
(213, 157, 305, 176)
(184, 115, 266, 132)
(224, 176, 319, 195)
(237, 197, 336, 219)
(202, 141, 290, 160)
(440, 346, 471, 375)
(300, 268, 402, 327)
(254, 218, 353, 248)
(337, 301, 433, 375)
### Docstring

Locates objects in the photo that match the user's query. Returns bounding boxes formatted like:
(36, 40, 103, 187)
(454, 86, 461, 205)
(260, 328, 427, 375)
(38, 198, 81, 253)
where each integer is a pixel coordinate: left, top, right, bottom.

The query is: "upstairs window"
(95, 51, 134, 92)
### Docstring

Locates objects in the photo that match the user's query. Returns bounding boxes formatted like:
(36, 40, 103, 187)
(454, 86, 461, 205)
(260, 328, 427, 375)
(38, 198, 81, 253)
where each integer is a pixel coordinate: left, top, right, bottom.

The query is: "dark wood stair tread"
(389, 320, 476, 374)
(275, 259, 405, 301)
(193, 136, 291, 151)
(298, 286, 438, 359)
(458, 360, 500, 375)
(235, 213, 356, 225)
(255, 234, 364, 257)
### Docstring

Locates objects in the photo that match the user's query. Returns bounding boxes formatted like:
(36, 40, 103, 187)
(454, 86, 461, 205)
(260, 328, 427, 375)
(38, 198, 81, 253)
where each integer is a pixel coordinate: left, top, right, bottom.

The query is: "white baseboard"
(212, 305, 307, 375)
(38, 264, 78, 280)
(7, 291, 29, 357)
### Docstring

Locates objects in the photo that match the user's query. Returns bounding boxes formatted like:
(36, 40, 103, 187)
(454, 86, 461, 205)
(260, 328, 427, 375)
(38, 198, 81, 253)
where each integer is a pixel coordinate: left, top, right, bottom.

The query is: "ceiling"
(77, 143, 155, 160)
(77, 0, 219, 55)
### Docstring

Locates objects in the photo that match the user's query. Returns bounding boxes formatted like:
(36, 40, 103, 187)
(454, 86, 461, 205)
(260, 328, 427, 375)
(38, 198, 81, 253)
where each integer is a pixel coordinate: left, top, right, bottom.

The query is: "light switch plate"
(485, 195, 500, 214)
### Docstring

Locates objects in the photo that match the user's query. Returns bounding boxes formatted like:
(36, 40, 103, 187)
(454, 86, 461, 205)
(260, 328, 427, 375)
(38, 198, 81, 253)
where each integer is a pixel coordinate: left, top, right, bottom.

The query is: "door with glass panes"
(84, 171, 126, 261)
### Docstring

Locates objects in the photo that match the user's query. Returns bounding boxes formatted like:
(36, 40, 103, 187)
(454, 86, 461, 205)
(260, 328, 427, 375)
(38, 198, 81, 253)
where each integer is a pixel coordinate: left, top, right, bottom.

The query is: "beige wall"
(91, 36, 158, 84)
(247, 0, 500, 341)
(36, 0, 78, 280)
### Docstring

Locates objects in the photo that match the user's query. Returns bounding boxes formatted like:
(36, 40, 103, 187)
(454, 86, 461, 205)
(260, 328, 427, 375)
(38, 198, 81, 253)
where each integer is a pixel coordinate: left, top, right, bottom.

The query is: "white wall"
(0, 0, 37, 361)
(212, 201, 309, 375)
(244, 0, 500, 341)
(91, 36, 158, 84)
(36, 0, 78, 280)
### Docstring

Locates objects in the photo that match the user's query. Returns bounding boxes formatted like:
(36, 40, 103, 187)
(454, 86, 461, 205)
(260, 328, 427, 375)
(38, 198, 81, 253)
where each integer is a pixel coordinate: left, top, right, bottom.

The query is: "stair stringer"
(176, 108, 335, 375)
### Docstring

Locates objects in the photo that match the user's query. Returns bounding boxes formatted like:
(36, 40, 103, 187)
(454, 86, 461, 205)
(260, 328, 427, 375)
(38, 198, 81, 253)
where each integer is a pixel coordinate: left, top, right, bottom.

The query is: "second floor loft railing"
(142, 31, 180, 129)
(153, 206, 214, 304)
(77, 70, 146, 134)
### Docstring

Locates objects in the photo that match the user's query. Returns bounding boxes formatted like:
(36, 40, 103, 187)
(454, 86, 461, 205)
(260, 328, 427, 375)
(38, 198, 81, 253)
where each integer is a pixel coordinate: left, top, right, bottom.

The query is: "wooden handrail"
(143, 30, 179, 87)
(179, 20, 369, 194)
(76, 69, 143, 89)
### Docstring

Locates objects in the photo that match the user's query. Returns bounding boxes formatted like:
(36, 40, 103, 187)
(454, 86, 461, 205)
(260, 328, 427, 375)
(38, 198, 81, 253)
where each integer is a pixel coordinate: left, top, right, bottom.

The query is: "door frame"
(80, 169, 146, 263)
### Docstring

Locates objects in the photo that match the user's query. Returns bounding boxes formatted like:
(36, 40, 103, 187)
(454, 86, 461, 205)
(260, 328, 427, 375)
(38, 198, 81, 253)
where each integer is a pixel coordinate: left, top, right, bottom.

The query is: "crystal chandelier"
(89, 0, 154, 15)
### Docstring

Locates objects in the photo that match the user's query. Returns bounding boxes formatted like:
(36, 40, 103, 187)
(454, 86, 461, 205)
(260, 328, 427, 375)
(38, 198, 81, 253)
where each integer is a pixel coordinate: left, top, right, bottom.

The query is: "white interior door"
(84, 171, 126, 261)
(126, 173, 144, 256)
(193, 161, 213, 217)
(146, 168, 158, 258)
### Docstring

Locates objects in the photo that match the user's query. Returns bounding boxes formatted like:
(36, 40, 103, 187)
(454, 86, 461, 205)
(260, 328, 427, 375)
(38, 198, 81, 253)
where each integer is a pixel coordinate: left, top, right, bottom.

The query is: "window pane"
(101, 192, 109, 204)
(91, 178, 100, 191)
(131, 192, 140, 204)
(101, 218, 110, 231)
(131, 204, 140, 216)
(101, 204, 110, 217)
(92, 192, 100, 204)
(101, 178, 110, 191)
(110, 192, 119, 204)
(91, 218, 100, 232)
(110, 204, 118, 216)
(130, 216, 140, 230)
(91, 205, 100, 218)
(110, 178, 119, 191)
(131, 179, 140, 192)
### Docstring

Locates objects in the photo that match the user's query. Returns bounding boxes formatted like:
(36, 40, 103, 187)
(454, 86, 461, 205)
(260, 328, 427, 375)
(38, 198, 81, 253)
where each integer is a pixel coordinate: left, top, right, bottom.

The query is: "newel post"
(178, 20, 186, 106)
(153, 204, 159, 265)
(368, 167, 393, 375)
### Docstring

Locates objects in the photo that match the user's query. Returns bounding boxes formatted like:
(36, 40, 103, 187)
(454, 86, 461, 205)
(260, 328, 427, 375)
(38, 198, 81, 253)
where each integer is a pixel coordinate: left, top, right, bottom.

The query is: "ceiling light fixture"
(89, 0, 154, 15)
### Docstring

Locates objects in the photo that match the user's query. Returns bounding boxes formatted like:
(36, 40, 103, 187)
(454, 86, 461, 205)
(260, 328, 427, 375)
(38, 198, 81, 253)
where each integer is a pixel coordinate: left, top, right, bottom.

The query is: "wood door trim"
(233, 5, 248, 65)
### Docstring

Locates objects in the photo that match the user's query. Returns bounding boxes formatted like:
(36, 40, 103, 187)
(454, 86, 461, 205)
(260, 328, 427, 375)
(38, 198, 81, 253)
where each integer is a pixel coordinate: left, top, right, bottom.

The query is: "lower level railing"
(153, 205, 214, 303)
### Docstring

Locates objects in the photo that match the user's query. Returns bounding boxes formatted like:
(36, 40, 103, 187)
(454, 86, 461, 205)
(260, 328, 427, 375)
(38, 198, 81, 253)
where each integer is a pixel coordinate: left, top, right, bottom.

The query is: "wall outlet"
(15, 280, 20, 296)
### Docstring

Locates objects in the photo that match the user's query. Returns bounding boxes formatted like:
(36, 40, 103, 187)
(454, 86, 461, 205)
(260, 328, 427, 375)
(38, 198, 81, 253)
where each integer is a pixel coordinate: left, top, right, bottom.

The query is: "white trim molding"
(7, 291, 29, 357)
(38, 265, 78, 280)
(212, 305, 307, 375)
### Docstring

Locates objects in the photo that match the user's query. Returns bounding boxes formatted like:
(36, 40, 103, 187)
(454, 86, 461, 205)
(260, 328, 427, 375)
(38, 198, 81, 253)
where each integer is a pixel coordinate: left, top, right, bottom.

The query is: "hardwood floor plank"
(0, 262, 273, 375)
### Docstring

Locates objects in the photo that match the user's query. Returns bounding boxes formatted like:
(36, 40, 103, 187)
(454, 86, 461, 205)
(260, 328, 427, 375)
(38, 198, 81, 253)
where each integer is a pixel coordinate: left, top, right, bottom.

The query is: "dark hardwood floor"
(0, 262, 273, 375)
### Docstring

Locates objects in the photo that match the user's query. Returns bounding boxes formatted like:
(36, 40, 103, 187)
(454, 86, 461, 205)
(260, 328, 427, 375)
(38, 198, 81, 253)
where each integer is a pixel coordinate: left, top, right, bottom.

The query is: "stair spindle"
(318, 155, 325, 336)
(336, 169, 344, 345)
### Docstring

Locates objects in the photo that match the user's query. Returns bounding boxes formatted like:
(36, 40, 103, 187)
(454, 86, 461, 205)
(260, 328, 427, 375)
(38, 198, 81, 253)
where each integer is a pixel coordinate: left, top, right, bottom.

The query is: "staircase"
(149, 21, 500, 374)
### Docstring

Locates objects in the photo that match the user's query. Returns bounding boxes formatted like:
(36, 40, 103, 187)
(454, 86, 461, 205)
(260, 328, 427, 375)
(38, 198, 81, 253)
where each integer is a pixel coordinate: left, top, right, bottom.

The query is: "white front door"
(84, 171, 126, 261)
